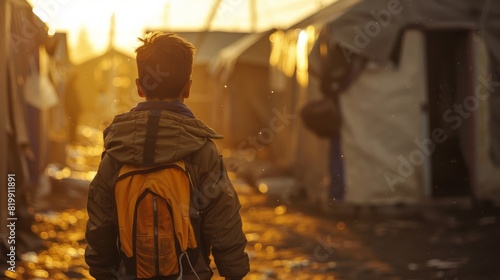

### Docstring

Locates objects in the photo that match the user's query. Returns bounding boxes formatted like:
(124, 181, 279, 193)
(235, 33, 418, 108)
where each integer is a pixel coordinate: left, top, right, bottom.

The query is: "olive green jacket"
(85, 103, 249, 280)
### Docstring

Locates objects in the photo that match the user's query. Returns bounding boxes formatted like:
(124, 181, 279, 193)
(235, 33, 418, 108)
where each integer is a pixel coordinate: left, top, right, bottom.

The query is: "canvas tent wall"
(265, 0, 360, 205)
(74, 48, 138, 129)
(1, 0, 48, 244)
(306, 0, 500, 205)
(209, 30, 274, 149)
(323, 0, 500, 163)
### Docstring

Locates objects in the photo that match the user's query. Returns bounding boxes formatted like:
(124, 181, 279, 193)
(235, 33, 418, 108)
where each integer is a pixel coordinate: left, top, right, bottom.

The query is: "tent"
(166, 31, 249, 129)
(208, 30, 274, 149)
(270, 0, 500, 206)
(262, 0, 359, 205)
(1, 0, 49, 249)
(1, 0, 48, 185)
(74, 48, 138, 129)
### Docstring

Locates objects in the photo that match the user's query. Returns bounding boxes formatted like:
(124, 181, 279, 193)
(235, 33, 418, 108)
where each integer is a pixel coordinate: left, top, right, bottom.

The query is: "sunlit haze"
(28, 0, 337, 63)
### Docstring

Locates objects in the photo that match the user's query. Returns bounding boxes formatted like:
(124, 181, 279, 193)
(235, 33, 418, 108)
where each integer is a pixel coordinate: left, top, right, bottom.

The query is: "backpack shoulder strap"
(143, 110, 161, 165)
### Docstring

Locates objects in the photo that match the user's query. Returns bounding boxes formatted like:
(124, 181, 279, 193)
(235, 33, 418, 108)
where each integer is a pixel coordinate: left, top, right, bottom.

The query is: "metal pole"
(249, 0, 257, 33)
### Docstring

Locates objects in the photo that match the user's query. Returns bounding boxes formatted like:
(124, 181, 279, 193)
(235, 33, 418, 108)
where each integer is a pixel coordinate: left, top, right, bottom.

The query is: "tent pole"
(195, 0, 222, 48)
(249, 0, 257, 33)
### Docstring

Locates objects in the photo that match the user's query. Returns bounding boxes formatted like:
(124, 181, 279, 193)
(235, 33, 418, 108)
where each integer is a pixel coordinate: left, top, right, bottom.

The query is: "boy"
(85, 32, 249, 280)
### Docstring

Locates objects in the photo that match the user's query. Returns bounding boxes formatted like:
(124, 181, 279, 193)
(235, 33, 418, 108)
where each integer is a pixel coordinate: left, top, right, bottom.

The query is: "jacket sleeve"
(85, 154, 121, 280)
(194, 143, 250, 279)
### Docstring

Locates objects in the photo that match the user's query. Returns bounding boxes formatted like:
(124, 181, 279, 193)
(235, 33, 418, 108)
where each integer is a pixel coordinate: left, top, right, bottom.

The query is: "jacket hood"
(103, 109, 223, 165)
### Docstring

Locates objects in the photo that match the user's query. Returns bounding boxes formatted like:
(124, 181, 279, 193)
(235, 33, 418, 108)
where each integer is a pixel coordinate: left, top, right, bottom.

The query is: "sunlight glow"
(258, 183, 269, 193)
(27, 0, 337, 63)
(296, 29, 309, 87)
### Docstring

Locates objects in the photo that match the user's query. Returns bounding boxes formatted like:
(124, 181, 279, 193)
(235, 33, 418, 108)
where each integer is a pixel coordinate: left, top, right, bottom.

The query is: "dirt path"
(4, 176, 500, 279)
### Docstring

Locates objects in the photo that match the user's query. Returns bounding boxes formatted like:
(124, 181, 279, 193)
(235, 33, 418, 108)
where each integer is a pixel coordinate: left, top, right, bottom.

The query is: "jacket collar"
(131, 100, 195, 119)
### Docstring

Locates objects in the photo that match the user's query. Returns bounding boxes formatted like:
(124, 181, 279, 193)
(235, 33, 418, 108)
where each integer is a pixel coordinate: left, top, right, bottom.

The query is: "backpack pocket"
(135, 190, 179, 278)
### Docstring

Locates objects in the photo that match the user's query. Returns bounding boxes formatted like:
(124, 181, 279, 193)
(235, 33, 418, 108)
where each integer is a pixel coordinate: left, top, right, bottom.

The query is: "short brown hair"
(135, 32, 195, 99)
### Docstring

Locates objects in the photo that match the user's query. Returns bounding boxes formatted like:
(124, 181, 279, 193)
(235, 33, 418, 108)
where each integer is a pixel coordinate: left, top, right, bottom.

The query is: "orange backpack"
(114, 161, 201, 279)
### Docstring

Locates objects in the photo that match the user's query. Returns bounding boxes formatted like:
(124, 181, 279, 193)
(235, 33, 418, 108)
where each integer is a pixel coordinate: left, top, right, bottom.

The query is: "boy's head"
(135, 32, 195, 100)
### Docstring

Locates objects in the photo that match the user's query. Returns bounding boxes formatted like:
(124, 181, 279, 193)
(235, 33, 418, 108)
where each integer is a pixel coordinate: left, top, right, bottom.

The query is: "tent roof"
(209, 29, 274, 82)
(288, 0, 360, 29)
(78, 48, 133, 67)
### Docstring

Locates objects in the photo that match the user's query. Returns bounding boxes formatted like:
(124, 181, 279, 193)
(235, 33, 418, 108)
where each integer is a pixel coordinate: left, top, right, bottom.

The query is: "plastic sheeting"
(303, 0, 500, 205)
(474, 35, 500, 203)
(326, 0, 500, 165)
(339, 30, 425, 205)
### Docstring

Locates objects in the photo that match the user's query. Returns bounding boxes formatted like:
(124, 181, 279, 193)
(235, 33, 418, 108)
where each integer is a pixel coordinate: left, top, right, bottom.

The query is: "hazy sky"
(28, 0, 336, 62)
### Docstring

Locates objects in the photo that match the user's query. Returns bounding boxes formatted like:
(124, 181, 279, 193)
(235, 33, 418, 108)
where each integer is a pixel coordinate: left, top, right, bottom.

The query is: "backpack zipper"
(152, 193, 160, 276)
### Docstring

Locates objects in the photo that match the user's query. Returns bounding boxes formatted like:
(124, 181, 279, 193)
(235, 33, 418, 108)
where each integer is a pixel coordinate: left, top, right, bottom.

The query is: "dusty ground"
(2, 174, 500, 280)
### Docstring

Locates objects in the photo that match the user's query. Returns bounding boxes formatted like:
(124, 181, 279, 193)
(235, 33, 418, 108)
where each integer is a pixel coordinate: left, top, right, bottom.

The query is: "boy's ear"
(136, 79, 145, 98)
(182, 80, 192, 99)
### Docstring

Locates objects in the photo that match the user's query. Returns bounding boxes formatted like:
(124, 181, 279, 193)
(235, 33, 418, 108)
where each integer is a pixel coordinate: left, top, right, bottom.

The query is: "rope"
(176, 251, 200, 280)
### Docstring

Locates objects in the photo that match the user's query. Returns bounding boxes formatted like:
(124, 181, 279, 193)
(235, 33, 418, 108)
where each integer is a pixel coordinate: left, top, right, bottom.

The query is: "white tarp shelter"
(306, 0, 500, 205)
